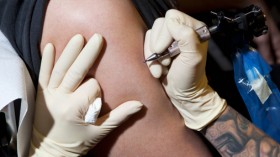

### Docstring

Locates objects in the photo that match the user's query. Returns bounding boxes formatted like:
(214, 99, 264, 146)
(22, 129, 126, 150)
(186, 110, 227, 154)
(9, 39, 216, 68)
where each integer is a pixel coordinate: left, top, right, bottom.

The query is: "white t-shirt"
(0, 30, 36, 157)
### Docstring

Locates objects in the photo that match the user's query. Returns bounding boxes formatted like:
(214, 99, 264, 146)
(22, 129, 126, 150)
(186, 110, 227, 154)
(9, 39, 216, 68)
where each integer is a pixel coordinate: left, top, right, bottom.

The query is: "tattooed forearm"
(202, 106, 280, 157)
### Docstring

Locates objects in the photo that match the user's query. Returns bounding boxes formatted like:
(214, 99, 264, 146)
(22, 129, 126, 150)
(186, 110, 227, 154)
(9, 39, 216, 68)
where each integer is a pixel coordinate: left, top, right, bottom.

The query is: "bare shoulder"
(40, 0, 146, 54)
(40, 1, 215, 156)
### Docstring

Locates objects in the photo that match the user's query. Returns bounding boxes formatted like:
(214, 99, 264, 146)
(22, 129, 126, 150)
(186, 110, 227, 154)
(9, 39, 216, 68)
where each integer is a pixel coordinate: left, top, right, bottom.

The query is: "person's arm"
(203, 106, 280, 156)
(144, 9, 280, 156)
(30, 34, 143, 156)
(40, 1, 215, 156)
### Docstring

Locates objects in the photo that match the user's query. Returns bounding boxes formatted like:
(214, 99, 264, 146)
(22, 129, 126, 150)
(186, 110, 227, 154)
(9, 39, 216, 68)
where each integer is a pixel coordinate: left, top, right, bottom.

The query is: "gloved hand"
(144, 9, 227, 131)
(29, 34, 143, 156)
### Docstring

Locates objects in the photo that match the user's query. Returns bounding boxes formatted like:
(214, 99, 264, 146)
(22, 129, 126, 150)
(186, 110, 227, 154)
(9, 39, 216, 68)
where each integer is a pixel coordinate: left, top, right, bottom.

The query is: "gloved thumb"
(85, 101, 143, 146)
(99, 101, 143, 128)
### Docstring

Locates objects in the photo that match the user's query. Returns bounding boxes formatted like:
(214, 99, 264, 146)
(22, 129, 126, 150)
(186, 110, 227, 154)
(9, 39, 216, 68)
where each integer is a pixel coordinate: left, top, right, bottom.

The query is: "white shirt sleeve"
(0, 30, 36, 157)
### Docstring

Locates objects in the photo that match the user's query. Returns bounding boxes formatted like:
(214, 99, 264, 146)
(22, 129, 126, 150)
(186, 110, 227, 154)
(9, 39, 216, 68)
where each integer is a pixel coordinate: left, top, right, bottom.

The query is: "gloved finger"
(49, 34, 84, 89)
(165, 10, 206, 51)
(38, 43, 55, 90)
(144, 30, 163, 78)
(94, 101, 143, 131)
(74, 78, 101, 109)
(159, 56, 171, 66)
(151, 18, 173, 53)
(59, 34, 103, 92)
(166, 17, 203, 53)
(165, 21, 207, 77)
(149, 18, 171, 66)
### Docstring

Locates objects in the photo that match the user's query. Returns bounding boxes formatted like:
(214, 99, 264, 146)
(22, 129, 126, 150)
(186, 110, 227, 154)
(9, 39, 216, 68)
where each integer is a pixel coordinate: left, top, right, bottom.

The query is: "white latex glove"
(29, 34, 143, 156)
(144, 9, 227, 131)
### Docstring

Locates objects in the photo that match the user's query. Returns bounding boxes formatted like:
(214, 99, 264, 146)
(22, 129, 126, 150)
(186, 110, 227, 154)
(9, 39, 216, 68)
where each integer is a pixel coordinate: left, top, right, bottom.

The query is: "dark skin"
(40, 1, 213, 156)
(39, 0, 279, 156)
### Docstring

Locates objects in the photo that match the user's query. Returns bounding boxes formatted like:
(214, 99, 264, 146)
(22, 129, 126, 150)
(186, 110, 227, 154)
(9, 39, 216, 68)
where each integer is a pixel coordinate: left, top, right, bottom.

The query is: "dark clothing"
(0, 0, 48, 87)
(132, 0, 177, 29)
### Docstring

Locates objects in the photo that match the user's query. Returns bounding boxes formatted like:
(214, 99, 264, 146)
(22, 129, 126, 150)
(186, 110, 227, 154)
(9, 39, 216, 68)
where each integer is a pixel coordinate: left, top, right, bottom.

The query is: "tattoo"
(202, 106, 280, 157)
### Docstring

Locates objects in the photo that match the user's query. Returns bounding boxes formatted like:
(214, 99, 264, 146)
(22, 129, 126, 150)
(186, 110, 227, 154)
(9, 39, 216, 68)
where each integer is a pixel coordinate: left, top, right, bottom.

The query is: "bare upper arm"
(40, 0, 214, 156)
